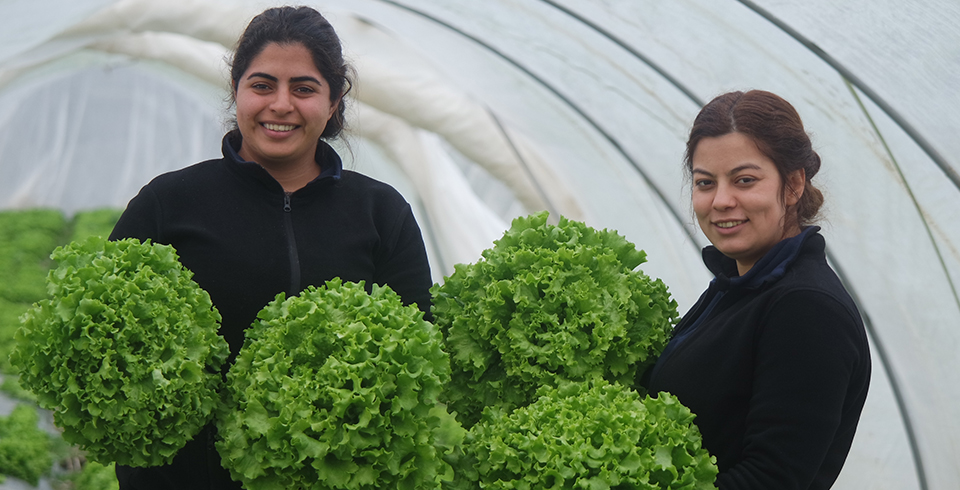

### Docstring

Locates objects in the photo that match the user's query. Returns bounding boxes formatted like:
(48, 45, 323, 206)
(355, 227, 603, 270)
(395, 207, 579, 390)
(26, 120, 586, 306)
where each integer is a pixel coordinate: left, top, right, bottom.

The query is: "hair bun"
(807, 151, 821, 180)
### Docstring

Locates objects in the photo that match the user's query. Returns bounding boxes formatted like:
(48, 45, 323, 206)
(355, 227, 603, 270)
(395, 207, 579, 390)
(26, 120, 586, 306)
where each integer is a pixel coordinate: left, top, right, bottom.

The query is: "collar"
(703, 226, 821, 291)
(221, 130, 343, 188)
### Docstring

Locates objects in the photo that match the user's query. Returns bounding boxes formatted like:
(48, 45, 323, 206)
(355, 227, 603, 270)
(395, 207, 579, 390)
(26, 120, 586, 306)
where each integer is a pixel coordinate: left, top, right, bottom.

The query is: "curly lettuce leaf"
(458, 381, 717, 490)
(217, 278, 461, 490)
(10, 236, 228, 467)
(431, 212, 678, 427)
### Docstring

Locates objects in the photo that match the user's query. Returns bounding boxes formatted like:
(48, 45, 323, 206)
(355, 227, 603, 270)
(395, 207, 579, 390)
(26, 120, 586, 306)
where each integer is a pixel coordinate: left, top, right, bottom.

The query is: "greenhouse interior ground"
(1, 0, 958, 489)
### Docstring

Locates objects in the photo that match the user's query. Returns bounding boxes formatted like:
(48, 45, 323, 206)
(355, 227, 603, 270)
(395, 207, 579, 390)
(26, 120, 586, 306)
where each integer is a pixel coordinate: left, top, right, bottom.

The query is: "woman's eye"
(294, 86, 316, 94)
(694, 179, 713, 188)
(736, 176, 756, 184)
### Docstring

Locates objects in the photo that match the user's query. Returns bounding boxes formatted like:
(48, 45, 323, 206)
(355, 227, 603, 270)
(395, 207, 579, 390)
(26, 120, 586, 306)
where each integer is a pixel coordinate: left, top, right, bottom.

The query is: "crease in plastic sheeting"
(337, 13, 580, 218)
(45, 75, 91, 211)
(353, 101, 509, 272)
(89, 31, 231, 88)
(0, 0, 114, 64)
(0, 0, 245, 92)
(486, 110, 559, 220)
(54, 0, 253, 49)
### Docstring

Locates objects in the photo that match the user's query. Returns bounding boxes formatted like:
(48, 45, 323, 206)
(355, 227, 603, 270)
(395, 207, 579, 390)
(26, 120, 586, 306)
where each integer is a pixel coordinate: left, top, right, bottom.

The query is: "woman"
(109, 6, 433, 489)
(646, 90, 871, 489)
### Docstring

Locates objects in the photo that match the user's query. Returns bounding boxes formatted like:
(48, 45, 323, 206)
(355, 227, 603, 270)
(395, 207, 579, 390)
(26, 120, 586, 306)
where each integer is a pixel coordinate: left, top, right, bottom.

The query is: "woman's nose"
(269, 89, 294, 113)
(712, 183, 736, 209)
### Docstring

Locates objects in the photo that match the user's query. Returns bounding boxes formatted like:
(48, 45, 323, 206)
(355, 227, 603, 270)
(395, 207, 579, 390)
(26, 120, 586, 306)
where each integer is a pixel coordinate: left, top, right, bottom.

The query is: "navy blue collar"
(647, 226, 822, 384)
(222, 130, 343, 185)
(703, 226, 820, 291)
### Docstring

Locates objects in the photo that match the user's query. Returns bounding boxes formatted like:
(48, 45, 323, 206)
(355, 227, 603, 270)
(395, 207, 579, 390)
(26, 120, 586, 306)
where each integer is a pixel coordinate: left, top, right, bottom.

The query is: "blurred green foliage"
(68, 460, 120, 490)
(68, 208, 123, 244)
(0, 404, 54, 485)
(0, 207, 121, 487)
(0, 209, 66, 304)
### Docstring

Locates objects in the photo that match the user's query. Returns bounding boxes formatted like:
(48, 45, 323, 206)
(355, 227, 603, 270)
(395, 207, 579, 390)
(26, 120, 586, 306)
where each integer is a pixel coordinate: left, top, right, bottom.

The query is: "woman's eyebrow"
(246, 73, 322, 86)
(729, 163, 761, 173)
(692, 168, 713, 176)
(246, 72, 277, 81)
(290, 76, 323, 85)
(692, 163, 762, 177)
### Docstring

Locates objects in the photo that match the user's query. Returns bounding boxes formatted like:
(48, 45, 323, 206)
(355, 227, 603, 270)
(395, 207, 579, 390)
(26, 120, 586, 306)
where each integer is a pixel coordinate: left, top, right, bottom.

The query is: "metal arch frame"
(369, 0, 703, 248)
(738, 0, 960, 192)
(365, 1, 929, 488)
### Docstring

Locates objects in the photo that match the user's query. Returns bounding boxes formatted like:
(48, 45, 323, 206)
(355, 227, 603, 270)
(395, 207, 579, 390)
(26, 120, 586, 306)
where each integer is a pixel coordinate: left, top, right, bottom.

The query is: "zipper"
(283, 193, 301, 295)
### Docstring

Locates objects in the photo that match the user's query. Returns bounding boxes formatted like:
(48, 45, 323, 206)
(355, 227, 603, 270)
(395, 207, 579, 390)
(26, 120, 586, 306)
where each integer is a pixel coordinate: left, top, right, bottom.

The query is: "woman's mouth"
(715, 220, 747, 229)
(262, 123, 297, 132)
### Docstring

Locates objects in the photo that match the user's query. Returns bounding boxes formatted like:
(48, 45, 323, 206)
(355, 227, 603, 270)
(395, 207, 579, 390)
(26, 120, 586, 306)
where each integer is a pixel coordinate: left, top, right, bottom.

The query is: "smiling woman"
(233, 43, 339, 190)
(107, 6, 434, 490)
(645, 90, 871, 490)
(691, 131, 806, 276)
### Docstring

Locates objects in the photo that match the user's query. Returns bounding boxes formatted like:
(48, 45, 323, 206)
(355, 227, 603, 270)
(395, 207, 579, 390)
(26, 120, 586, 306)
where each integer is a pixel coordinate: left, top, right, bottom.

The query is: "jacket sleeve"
(718, 289, 869, 490)
(372, 202, 434, 321)
(108, 185, 164, 243)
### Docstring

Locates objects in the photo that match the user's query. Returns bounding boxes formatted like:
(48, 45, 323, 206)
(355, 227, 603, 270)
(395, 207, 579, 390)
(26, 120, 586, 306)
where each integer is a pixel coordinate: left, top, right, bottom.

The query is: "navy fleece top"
(647, 228, 870, 490)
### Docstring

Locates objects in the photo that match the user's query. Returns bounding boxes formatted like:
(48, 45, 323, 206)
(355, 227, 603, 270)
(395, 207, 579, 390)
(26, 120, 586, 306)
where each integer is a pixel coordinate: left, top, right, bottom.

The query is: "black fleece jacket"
(109, 133, 433, 490)
(647, 228, 870, 490)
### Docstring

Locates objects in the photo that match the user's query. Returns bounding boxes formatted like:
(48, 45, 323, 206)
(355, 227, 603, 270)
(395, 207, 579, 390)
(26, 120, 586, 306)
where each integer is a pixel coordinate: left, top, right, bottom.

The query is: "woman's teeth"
(716, 220, 746, 229)
(263, 123, 296, 132)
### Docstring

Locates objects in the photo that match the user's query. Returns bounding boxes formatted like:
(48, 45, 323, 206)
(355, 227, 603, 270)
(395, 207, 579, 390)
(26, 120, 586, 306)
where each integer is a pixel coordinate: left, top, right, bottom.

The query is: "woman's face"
(691, 132, 804, 275)
(235, 42, 339, 169)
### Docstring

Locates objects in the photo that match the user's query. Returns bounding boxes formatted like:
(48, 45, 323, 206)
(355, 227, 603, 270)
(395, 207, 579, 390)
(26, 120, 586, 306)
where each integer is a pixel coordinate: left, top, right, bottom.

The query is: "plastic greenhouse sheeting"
(1, 0, 958, 488)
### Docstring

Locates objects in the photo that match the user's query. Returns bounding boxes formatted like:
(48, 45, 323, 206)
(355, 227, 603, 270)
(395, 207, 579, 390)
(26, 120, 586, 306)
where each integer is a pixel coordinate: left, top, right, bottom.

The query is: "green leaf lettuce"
(431, 212, 678, 427)
(217, 279, 461, 490)
(457, 380, 717, 490)
(10, 236, 228, 467)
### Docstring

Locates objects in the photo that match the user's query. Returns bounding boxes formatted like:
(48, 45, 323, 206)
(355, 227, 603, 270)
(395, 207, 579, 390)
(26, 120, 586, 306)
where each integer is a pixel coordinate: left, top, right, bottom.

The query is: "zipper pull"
(283, 193, 292, 212)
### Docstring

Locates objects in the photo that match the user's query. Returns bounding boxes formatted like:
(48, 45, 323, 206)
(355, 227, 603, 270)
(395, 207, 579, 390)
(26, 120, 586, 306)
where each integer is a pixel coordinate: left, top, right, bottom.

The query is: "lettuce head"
(217, 279, 460, 490)
(456, 380, 718, 490)
(431, 212, 678, 427)
(10, 236, 228, 466)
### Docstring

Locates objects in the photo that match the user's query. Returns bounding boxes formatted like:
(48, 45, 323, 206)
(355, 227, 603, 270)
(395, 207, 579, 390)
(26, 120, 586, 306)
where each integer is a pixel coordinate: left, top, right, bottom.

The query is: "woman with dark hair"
(109, 6, 433, 489)
(645, 90, 871, 489)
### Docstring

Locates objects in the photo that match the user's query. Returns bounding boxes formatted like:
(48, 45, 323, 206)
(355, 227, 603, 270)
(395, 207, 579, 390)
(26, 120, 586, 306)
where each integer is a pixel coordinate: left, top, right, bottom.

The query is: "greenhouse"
(0, 0, 958, 489)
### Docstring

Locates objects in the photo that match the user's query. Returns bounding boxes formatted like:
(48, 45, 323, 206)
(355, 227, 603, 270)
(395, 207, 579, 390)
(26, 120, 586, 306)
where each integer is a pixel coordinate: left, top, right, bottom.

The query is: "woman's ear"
(785, 168, 806, 207)
(327, 96, 341, 122)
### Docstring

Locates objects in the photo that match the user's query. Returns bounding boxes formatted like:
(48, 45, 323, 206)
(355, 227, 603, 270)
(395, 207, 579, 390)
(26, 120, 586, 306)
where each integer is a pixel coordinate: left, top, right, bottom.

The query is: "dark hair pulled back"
(684, 90, 824, 227)
(229, 6, 351, 139)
